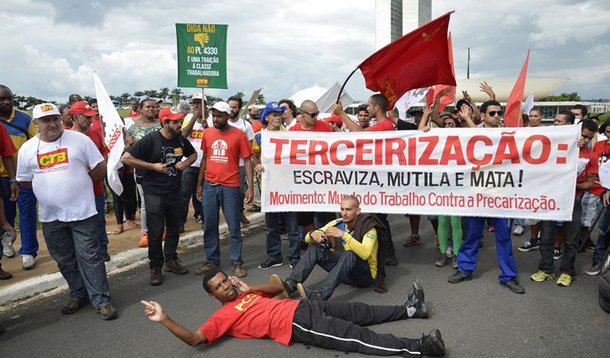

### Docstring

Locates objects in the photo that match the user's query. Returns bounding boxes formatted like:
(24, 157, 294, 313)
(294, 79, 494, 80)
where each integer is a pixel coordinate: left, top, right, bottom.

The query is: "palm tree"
(159, 87, 170, 103)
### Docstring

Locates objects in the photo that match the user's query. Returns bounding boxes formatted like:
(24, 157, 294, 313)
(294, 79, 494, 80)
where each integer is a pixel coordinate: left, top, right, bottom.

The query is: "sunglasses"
(487, 111, 503, 117)
(300, 110, 319, 117)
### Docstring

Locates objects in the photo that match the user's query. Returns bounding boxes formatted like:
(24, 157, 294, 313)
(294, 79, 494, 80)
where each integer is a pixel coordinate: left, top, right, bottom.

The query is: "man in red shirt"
(195, 102, 253, 278)
(142, 269, 445, 357)
(69, 101, 111, 261)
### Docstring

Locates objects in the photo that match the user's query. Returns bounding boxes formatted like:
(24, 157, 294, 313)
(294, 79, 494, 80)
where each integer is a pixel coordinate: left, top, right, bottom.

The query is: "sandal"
(110, 226, 124, 235)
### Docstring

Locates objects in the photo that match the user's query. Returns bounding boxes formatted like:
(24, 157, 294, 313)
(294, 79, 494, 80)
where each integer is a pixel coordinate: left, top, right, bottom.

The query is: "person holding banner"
(121, 106, 196, 286)
(277, 196, 388, 300)
(448, 100, 525, 294)
(530, 115, 599, 287)
(195, 101, 253, 279)
(69, 101, 110, 261)
(253, 102, 301, 270)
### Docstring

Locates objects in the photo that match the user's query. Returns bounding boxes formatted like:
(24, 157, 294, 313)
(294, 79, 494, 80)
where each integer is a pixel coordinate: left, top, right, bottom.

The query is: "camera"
(319, 234, 333, 251)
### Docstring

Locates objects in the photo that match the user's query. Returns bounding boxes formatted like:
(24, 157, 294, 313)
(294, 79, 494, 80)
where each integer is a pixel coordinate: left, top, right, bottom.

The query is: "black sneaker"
(149, 267, 163, 286)
(258, 258, 283, 270)
(404, 279, 428, 318)
(518, 239, 540, 252)
(502, 279, 525, 294)
(385, 256, 398, 266)
(585, 262, 603, 276)
(585, 239, 596, 252)
(448, 271, 472, 284)
(420, 329, 445, 356)
(553, 248, 563, 260)
(434, 253, 448, 267)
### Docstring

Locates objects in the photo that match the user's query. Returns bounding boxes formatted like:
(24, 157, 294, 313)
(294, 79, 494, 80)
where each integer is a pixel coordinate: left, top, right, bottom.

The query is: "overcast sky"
(1, 0, 609, 103)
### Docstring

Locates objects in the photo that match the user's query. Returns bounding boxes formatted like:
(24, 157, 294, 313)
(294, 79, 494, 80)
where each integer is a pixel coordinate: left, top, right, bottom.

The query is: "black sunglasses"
(487, 111, 503, 117)
(300, 110, 319, 117)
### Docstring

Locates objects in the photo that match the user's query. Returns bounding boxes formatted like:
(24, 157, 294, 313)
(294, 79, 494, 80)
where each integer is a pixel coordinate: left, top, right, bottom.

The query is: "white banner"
(93, 72, 125, 195)
(261, 126, 581, 220)
(394, 87, 429, 120)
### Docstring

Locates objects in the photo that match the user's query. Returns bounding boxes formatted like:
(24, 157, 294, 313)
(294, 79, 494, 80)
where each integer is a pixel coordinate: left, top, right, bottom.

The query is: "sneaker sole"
(163, 267, 189, 275)
(585, 270, 601, 276)
(269, 274, 289, 299)
(257, 262, 284, 270)
(530, 275, 555, 282)
(518, 246, 539, 252)
(22, 263, 36, 270)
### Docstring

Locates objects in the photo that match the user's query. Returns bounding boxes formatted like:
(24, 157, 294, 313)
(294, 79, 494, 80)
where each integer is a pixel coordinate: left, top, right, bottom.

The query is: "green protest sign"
(176, 23, 228, 88)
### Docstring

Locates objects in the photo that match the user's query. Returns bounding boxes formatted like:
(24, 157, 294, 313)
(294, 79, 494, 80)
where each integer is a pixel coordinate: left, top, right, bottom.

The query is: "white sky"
(1, 0, 609, 103)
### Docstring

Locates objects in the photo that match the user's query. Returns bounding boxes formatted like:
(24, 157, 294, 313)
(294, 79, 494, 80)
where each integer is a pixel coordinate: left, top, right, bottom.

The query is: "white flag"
(521, 92, 535, 115)
(394, 87, 430, 121)
(93, 72, 125, 195)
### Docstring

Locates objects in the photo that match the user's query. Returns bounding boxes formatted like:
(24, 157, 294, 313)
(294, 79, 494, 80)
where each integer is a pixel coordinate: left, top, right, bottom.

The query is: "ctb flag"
(359, 11, 455, 109)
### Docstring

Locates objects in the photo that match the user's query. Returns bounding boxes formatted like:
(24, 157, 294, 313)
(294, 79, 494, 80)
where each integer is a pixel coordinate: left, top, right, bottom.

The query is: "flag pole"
(336, 67, 359, 104)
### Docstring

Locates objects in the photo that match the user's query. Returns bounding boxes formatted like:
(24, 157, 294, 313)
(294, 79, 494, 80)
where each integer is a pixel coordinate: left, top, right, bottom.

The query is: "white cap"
(191, 92, 207, 102)
(33, 103, 60, 119)
(210, 101, 231, 115)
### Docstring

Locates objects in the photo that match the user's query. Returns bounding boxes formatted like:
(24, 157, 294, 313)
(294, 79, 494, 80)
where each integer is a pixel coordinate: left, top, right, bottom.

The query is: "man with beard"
(195, 102, 253, 278)
(122, 106, 197, 286)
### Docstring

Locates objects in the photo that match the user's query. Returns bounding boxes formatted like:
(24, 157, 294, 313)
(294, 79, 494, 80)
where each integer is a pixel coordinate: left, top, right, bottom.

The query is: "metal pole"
(467, 47, 470, 79)
(336, 67, 359, 104)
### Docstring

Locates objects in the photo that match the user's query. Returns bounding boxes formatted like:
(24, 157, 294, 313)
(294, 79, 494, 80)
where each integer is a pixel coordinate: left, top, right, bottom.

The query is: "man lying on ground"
(142, 269, 445, 357)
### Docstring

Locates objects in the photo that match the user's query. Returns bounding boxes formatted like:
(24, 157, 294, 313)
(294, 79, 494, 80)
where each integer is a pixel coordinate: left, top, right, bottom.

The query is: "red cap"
(69, 101, 96, 117)
(159, 106, 186, 123)
(323, 113, 343, 128)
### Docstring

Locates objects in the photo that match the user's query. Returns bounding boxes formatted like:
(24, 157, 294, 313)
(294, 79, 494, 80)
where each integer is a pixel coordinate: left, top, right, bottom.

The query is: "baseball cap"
(33, 103, 60, 119)
(69, 101, 96, 117)
(158, 106, 186, 123)
(259, 102, 284, 125)
(191, 92, 207, 102)
(455, 99, 474, 112)
(323, 113, 343, 128)
(210, 101, 231, 115)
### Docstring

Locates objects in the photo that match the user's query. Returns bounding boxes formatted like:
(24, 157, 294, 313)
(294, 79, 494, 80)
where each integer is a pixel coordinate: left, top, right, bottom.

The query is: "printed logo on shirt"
(233, 293, 261, 312)
(210, 139, 228, 163)
(162, 146, 182, 177)
(190, 130, 204, 139)
(38, 148, 69, 171)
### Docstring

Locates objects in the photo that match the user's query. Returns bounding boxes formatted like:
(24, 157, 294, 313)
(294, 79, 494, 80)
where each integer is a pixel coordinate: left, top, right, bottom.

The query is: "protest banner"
(93, 72, 124, 195)
(260, 126, 580, 220)
(176, 23, 228, 88)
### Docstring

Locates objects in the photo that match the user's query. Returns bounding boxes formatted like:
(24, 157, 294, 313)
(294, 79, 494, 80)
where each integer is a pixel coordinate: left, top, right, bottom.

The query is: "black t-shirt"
(396, 119, 418, 131)
(128, 130, 195, 196)
(0, 180, 7, 197)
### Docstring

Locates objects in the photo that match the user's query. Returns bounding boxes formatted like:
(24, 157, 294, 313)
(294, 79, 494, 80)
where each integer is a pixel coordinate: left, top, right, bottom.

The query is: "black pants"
(111, 171, 137, 225)
(291, 300, 421, 356)
(376, 213, 396, 260)
(144, 192, 181, 268)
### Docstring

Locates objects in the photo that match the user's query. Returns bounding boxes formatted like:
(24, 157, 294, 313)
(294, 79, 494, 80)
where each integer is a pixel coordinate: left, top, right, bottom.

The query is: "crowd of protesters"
(1, 80, 609, 343)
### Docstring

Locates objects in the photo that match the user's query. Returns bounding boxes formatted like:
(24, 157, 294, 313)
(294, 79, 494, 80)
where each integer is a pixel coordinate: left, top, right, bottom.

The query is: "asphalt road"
(1, 216, 609, 357)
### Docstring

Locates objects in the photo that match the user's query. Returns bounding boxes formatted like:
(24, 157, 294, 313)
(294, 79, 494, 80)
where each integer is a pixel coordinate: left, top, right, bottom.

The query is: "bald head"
(300, 100, 318, 113)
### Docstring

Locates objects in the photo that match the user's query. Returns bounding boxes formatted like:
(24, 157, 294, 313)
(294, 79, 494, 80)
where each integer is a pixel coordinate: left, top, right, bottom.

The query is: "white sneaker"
(22, 254, 36, 270)
(513, 225, 525, 235)
(2, 233, 15, 258)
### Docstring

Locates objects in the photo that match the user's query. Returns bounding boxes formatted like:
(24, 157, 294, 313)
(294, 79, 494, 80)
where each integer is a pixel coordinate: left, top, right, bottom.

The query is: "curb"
(0, 213, 265, 308)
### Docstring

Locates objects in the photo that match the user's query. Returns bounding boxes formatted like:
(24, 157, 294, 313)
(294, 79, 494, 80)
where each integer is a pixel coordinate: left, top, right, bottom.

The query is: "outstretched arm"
(230, 276, 285, 297)
(141, 300, 208, 347)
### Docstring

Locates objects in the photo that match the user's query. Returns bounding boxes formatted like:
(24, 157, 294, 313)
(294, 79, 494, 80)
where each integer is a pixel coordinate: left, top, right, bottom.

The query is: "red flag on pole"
(504, 50, 531, 127)
(359, 11, 455, 109)
(425, 32, 456, 112)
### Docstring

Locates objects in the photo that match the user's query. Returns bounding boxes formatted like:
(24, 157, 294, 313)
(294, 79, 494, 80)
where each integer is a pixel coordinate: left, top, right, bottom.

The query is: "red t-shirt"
(73, 129, 109, 196)
(90, 117, 104, 138)
(251, 120, 264, 134)
(201, 126, 252, 187)
(289, 120, 332, 132)
(0, 124, 17, 156)
(128, 110, 140, 118)
(198, 292, 299, 346)
(594, 141, 610, 165)
(577, 147, 601, 197)
(366, 118, 395, 131)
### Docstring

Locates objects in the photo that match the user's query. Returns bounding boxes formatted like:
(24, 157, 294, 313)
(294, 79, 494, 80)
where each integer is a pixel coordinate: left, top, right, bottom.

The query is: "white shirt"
(228, 117, 254, 166)
(17, 131, 103, 222)
(183, 113, 205, 167)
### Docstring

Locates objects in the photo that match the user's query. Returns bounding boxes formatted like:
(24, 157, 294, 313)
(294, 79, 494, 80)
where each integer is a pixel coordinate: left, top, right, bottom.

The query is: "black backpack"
(599, 248, 610, 313)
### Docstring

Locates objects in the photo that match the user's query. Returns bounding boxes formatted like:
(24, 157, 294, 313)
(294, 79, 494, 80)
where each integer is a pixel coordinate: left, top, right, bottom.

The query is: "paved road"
(1, 216, 609, 357)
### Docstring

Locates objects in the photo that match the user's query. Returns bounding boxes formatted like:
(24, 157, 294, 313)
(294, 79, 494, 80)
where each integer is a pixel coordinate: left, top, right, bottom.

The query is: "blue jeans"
(202, 182, 243, 266)
(95, 194, 109, 255)
(458, 217, 518, 284)
(289, 246, 374, 300)
(1, 178, 39, 256)
(593, 205, 610, 266)
(41, 216, 112, 308)
(180, 166, 202, 225)
(265, 212, 300, 266)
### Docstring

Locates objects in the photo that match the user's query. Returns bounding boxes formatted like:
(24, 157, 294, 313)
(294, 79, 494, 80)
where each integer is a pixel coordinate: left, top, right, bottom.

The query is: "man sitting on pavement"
(278, 195, 387, 300)
(142, 269, 444, 357)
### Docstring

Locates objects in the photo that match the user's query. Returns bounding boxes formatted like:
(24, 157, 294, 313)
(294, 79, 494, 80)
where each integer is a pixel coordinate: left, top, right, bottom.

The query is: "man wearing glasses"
(448, 100, 525, 295)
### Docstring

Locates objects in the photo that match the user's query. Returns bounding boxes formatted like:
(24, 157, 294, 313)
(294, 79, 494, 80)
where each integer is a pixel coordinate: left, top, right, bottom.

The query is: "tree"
(539, 92, 581, 102)
(120, 92, 131, 106)
(233, 91, 245, 100)
(133, 90, 144, 97)
(170, 88, 183, 105)
(159, 87, 170, 102)
(143, 89, 159, 98)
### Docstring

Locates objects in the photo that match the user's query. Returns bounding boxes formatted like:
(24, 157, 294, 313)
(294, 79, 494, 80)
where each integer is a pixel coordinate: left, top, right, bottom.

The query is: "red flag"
(359, 11, 455, 109)
(504, 50, 530, 127)
(425, 33, 456, 112)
